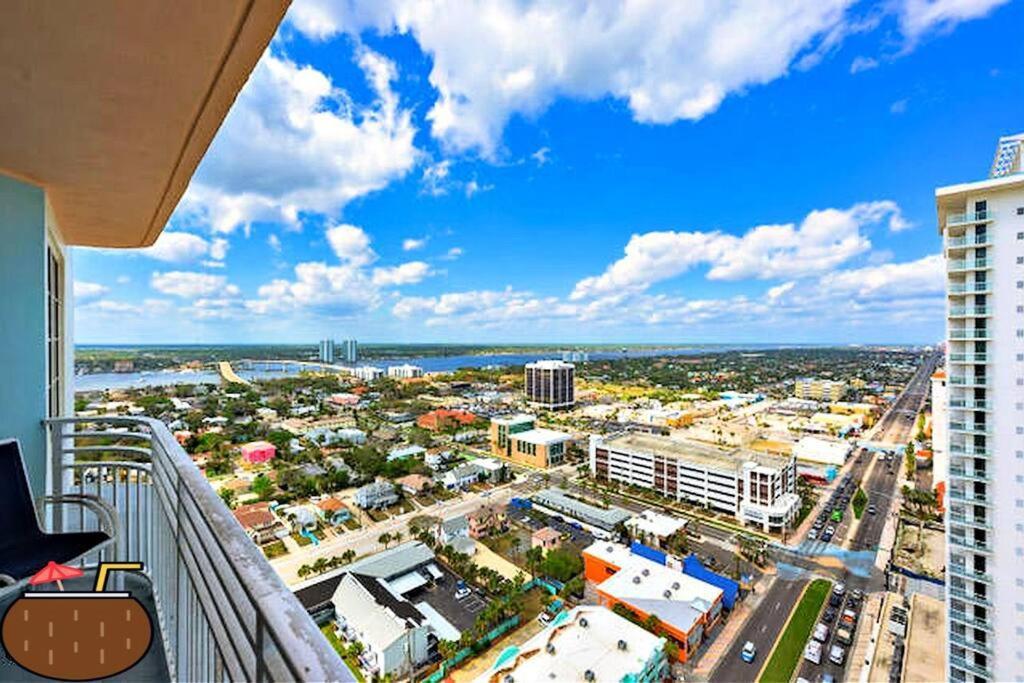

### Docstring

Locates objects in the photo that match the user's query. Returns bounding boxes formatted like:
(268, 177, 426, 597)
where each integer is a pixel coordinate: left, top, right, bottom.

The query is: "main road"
(713, 350, 939, 683)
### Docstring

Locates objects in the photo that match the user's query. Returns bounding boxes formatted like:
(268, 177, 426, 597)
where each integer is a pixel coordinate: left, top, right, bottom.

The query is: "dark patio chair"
(0, 439, 114, 586)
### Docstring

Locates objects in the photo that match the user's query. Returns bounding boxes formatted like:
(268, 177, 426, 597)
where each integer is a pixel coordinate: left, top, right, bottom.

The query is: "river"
(74, 344, 807, 392)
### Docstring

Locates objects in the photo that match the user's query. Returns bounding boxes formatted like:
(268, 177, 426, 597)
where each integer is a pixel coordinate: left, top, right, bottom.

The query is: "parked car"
(868, 505, 877, 514)
(822, 607, 837, 623)
(813, 623, 830, 643)
(829, 593, 843, 608)
(537, 612, 553, 625)
(829, 644, 846, 666)
(454, 581, 471, 600)
(835, 626, 854, 646)
(841, 609, 858, 627)
(834, 583, 846, 596)
(741, 641, 757, 663)
(804, 640, 823, 665)
(808, 529, 818, 540)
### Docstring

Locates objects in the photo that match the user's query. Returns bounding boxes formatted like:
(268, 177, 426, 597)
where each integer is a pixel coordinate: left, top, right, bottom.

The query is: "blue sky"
(73, 0, 1023, 345)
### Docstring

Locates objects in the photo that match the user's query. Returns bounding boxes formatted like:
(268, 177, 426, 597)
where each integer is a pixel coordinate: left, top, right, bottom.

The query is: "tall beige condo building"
(937, 132, 1024, 683)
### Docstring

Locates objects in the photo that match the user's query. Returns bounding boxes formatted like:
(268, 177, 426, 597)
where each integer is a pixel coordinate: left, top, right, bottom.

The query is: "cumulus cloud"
(571, 201, 907, 300)
(421, 160, 453, 196)
(288, 0, 857, 156)
(73, 281, 109, 301)
(268, 234, 283, 252)
(176, 46, 417, 233)
(403, 237, 428, 251)
(372, 261, 433, 286)
(138, 231, 211, 263)
(247, 224, 436, 316)
(897, 0, 1010, 45)
(531, 146, 551, 166)
(890, 98, 909, 114)
(151, 271, 240, 299)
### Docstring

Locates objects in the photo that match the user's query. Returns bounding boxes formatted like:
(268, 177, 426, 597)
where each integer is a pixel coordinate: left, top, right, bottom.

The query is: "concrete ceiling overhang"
(0, 0, 289, 247)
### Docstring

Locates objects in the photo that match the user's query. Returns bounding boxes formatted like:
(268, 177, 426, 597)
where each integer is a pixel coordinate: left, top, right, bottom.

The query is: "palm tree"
(511, 536, 522, 560)
(312, 557, 328, 575)
(297, 564, 311, 579)
(525, 547, 544, 579)
(378, 531, 393, 549)
(392, 531, 403, 546)
(342, 549, 356, 565)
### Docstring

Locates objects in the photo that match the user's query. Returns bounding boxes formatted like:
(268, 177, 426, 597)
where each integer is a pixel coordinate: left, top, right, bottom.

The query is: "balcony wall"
(0, 174, 48, 495)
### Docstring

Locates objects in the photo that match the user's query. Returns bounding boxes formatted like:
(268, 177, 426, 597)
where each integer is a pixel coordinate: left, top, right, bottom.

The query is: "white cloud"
(209, 238, 230, 261)
(326, 224, 377, 266)
(372, 261, 433, 286)
(896, 0, 1010, 45)
(289, 0, 856, 156)
(176, 47, 417, 233)
(531, 146, 551, 166)
(402, 237, 428, 251)
(571, 201, 907, 300)
(77, 300, 144, 315)
(74, 281, 109, 301)
(138, 231, 210, 263)
(421, 160, 452, 196)
(815, 254, 944, 300)
(201, 260, 226, 269)
(442, 247, 464, 260)
(464, 179, 493, 198)
(849, 55, 879, 73)
(268, 234, 283, 252)
(116, 275, 131, 285)
(890, 98, 908, 114)
(151, 271, 239, 299)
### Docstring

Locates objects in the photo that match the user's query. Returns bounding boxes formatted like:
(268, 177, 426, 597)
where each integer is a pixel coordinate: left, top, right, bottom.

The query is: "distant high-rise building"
(340, 339, 358, 363)
(318, 338, 335, 363)
(387, 364, 423, 379)
(936, 132, 1024, 683)
(561, 349, 589, 362)
(524, 359, 575, 409)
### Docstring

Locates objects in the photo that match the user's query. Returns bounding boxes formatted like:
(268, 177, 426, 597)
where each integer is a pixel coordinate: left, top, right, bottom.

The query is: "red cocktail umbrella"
(29, 561, 84, 591)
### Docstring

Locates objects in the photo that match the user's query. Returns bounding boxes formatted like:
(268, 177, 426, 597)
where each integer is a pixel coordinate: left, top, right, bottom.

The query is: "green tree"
(378, 532, 393, 549)
(341, 549, 356, 565)
(251, 474, 273, 501)
(219, 487, 236, 509)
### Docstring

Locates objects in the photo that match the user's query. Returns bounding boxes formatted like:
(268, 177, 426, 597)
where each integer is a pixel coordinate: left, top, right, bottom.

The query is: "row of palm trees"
(296, 548, 357, 579)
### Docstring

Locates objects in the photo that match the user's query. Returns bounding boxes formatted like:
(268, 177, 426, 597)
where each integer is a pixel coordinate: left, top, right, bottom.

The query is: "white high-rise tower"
(937, 132, 1024, 683)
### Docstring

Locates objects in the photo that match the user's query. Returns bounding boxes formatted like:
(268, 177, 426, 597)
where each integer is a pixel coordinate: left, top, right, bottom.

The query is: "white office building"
(525, 359, 575, 409)
(590, 432, 799, 532)
(319, 339, 335, 363)
(936, 132, 1024, 683)
(387, 364, 423, 379)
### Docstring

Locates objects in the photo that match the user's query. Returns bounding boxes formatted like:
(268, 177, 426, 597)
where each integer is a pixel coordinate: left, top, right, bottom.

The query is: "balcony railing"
(947, 235, 993, 248)
(950, 444, 989, 457)
(948, 258, 992, 271)
(946, 210, 995, 227)
(948, 283, 991, 295)
(949, 534, 991, 551)
(949, 631, 991, 655)
(949, 655, 991, 679)
(949, 609, 989, 630)
(948, 373, 989, 384)
(949, 421, 991, 435)
(948, 563, 992, 583)
(948, 353, 988, 363)
(948, 330, 990, 341)
(949, 398, 990, 410)
(948, 586, 991, 606)
(949, 466, 989, 482)
(45, 416, 353, 682)
(949, 306, 990, 317)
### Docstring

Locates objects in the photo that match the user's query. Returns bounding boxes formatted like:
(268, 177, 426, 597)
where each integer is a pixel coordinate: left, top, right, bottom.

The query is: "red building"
(416, 409, 478, 431)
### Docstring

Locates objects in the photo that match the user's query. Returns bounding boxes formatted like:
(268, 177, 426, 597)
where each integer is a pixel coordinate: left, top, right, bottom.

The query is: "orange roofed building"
(582, 542, 723, 663)
(417, 409, 478, 431)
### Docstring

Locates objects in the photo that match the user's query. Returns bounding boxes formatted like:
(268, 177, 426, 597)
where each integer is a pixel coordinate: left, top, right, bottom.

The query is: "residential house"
(396, 474, 433, 496)
(240, 441, 276, 465)
(440, 463, 482, 491)
(281, 505, 319, 532)
(425, 449, 452, 469)
(467, 503, 508, 539)
(233, 503, 284, 545)
(438, 516, 469, 546)
(316, 497, 352, 526)
(532, 527, 562, 551)
(354, 481, 399, 509)
(387, 445, 426, 462)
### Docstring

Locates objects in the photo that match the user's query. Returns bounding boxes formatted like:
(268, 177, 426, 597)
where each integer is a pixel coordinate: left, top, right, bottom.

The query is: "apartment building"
(489, 414, 570, 468)
(794, 377, 848, 401)
(589, 433, 800, 532)
(353, 481, 399, 509)
(352, 365, 385, 382)
(936, 132, 1024, 683)
(387, 363, 424, 379)
(319, 338, 335, 363)
(0, 4, 351, 679)
(525, 359, 576, 409)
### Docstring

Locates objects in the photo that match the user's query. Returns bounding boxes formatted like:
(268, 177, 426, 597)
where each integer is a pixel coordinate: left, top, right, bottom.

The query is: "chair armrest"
(36, 493, 120, 557)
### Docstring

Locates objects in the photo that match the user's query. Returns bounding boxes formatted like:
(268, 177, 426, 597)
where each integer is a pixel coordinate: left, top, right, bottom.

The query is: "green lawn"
(759, 579, 831, 683)
(852, 487, 868, 519)
(319, 625, 365, 682)
(262, 540, 287, 559)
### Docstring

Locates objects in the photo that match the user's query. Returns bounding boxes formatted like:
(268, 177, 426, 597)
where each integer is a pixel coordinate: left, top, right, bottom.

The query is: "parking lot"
(506, 505, 596, 548)
(405, 562, 488, 633)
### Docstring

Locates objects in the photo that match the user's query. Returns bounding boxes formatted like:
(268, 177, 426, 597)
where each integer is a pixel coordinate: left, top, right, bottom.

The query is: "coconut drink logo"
(1, 561, 153, 681)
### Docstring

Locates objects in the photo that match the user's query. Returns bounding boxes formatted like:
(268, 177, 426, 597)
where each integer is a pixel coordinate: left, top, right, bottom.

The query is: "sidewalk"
(850, 591, 890, 683)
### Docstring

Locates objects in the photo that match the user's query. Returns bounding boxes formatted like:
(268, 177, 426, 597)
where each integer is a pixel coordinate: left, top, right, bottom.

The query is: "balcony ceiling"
(0, 0, 289, 247)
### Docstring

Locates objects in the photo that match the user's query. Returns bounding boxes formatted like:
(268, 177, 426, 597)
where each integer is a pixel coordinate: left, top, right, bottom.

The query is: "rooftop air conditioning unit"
(642, 569, 650, 577)
(663, 590, 672, 598)
(618, 639, 628, 651)
(546, 643, 556, 655)
(584, 671, 596, 681)
(579, 617, 589, 628)
(633, 576, 641, 584)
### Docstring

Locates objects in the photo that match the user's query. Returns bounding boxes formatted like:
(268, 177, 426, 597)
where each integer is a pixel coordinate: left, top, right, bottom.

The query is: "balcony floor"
(0, 571, 168, 681)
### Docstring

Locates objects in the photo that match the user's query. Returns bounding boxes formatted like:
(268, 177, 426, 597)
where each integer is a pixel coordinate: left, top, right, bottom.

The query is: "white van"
(829, 644, 846, 666)
(813, 622, 830, 643)
(804, 640, 823, 665)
